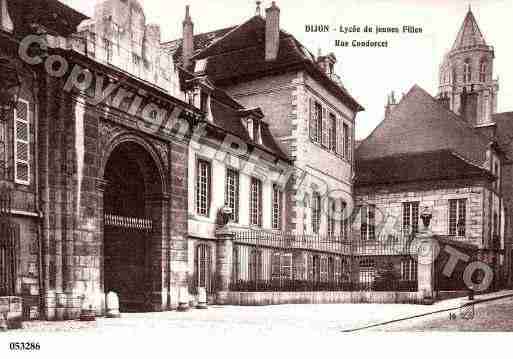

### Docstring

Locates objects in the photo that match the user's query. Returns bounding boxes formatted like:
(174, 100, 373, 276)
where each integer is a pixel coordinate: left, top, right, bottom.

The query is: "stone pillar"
(215, 228, 234, 304)
(416, 233, 437, 300)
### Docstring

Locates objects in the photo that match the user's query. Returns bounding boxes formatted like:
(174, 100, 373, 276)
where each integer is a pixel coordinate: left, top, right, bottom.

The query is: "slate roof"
(356, 149, 495, 187)
(162, 26, 236, 66)
(208, 88, 289, 162)
(355, 85, 495, 186)
(164, 15, 363, 112)
(357, 85, 490, 166)
(451, 8, 488, 51)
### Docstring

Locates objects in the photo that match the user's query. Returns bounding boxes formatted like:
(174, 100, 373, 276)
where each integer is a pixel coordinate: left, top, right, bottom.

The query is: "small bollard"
(105, 291, 121, 318)
(196, 287, 208, 309)
(177, 287, 190, 312)
(79, 295, 96, 322)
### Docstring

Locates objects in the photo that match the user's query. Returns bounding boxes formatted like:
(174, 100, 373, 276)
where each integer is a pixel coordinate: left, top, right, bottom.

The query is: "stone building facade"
(164, 3, 363, 239)
(354, 7, 511, 289)
(1, 0, 205, 319)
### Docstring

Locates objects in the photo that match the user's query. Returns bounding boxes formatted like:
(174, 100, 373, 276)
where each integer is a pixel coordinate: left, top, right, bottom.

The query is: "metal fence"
(230, 231, 418, 292)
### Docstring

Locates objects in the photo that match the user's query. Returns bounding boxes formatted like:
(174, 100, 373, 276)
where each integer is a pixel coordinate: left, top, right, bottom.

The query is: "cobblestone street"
(11, 290, 513, 335)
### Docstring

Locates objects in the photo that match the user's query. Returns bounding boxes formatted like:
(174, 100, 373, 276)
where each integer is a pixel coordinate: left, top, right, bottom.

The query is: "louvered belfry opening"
(103, 141, 162, 312)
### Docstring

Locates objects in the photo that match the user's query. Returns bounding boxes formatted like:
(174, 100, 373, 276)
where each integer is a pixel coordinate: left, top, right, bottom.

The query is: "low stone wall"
(216, 291, 423, 305)
(0, 296, 23, 329)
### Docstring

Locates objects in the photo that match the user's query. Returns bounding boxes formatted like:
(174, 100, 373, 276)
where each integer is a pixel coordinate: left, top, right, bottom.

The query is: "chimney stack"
(182, 5, 194, 69)
(265, 2, 280, 61)
(460, 85, 479, 124)
(255, 1, 262, 17)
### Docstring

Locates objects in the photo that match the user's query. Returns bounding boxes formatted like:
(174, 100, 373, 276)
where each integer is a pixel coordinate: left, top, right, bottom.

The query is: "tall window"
(494, 161, 500, 190)
(200, 91, 208, 113)
(312, 192, 321, 234)
(309, 254, 321, 283)
(493, 211, 499, 239)
(250, 177, 262, 227)
(328, 113, 337, 151)
(271, 251, 292, 281)
(14, 100, 30, 185)
(104, 39, 113, 62)
(232, 246, 240, 282)
(249, 249, 262, 282)
(196, 159, 211, 216)
(320, 256, 329, 282)
(343, 123, 350, 160)
(225, 168, 239, 222)
(272, 184, 283, 230)
(449, 199, 466, 236)
(479, 58, 487, 82)
(402, 202, 419, 235)
(328, 257, 335, 283)
(401, 258, 418, 281)
(463, 58, 472, 83)
(327, 198, 336, 236)
(361, 205, 375, 241)
(340, 200, 348, 240)
(310, 101, 323, 143)
(195, 244, 212, 292)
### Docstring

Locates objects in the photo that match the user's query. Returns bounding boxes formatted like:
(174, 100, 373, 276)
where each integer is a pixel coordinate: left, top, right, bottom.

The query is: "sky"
(61, 0, 513, 140)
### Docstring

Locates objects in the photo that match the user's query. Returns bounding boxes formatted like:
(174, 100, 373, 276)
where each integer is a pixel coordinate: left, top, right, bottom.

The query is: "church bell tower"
(438, 7, 499, 126)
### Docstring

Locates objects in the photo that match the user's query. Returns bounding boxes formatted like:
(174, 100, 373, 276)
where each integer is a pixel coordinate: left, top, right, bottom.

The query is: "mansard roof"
(356, 149, 495, 187)
(164, 15, 363, 112)
(451, 8, 487, 51)
(356, 85, 491, 172)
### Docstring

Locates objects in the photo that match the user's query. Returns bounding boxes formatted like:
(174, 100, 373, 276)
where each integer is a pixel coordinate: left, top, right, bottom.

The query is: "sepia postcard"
(0, 0, 512, 358)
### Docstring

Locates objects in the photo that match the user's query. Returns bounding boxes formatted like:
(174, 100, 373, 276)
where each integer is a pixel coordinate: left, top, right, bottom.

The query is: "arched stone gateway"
(100, 139, 167, 312)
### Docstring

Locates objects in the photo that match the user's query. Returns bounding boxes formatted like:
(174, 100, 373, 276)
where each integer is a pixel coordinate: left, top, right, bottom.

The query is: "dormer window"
(243, 118, 254, 140)
(242, 117, 262, 144)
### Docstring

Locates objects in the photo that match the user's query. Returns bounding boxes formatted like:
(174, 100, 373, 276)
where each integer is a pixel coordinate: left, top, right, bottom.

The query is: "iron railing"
(231, 231, 418, 292)
(104, 213, 153, 231)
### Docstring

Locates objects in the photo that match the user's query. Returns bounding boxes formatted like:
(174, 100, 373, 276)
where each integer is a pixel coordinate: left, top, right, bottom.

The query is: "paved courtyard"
(10, 290, 513, 335)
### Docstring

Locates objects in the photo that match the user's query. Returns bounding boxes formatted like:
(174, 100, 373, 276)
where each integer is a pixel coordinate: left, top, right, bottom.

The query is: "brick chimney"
(0, 0, 13, 33)
(438, 93, 450, 110)
(460, 85, 479, 124)
(182, 5, 194, 69)
(265, 2, 280, 61)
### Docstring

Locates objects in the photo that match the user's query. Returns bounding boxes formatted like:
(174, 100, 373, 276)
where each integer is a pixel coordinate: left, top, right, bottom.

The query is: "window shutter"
(336, 118, 343, 155)
(309, 98, 316, 141)
(321, 107, 328, 147)
(14, 100, 30, 185)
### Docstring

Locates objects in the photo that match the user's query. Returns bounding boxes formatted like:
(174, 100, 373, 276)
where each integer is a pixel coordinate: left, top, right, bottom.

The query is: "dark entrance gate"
(102, 141, 162, 312)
